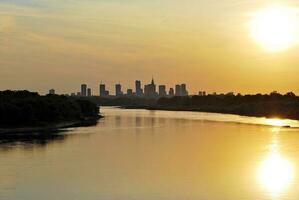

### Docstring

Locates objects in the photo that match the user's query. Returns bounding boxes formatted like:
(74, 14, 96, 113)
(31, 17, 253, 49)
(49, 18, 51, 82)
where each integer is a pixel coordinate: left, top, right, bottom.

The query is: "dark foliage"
(74, 96, 157, 107)
(0, 91, 99, 127)
(156, 92, 299, 119)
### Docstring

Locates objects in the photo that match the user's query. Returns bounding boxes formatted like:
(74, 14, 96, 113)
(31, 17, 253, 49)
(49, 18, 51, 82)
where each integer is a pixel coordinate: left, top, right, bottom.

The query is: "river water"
(1, 107, 299, 200)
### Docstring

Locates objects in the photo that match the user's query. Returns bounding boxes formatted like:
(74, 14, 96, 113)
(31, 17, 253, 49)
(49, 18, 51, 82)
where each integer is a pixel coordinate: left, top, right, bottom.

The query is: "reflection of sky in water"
(103, 107, 299, 128)
(1, 107, 299, 200)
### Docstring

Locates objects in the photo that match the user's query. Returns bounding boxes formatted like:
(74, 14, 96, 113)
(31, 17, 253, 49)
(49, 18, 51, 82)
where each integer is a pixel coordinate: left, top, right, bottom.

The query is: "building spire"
(151, 76, 154, 85)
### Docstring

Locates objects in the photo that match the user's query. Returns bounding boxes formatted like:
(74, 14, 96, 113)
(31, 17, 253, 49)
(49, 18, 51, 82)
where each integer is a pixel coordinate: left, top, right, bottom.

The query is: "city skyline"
(65, 78, 191, 98)
(21, 76, 299, 96)
(48, 76, 299, 97)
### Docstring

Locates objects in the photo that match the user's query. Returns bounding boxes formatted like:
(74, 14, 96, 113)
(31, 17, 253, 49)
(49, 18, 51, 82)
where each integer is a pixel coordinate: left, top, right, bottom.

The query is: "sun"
(250, 5, 299, 52)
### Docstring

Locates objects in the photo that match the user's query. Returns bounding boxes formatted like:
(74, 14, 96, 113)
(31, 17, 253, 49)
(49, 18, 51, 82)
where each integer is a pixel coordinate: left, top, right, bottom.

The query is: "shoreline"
(0, 115, 103, 135)
(121, 105, 298, 123)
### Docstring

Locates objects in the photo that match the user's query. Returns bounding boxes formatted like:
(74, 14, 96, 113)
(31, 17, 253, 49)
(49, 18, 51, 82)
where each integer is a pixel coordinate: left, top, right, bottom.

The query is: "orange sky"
(1, 0, 299, 95)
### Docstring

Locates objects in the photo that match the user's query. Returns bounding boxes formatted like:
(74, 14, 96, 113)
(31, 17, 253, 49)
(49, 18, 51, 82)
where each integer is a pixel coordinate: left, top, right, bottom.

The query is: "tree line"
(157, 92, 299, 119)
(0, 90, 99, 127)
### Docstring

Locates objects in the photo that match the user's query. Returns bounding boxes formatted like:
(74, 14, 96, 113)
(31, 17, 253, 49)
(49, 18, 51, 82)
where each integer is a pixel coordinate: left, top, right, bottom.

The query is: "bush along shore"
(0, 90, 101, 134)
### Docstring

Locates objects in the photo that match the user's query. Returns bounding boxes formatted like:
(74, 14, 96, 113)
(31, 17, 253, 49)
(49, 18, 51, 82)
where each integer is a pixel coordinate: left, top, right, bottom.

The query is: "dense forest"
(0, 90, 99, 128)
(156, 92, 299, 120)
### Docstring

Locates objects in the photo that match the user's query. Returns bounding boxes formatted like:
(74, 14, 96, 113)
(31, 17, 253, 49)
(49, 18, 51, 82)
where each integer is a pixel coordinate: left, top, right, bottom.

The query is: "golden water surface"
(0, 107, 299, 200)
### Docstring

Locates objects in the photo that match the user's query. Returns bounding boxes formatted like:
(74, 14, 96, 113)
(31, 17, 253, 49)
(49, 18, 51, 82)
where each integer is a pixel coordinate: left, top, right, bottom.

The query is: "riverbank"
(145, 93, 299, 121)
(78, 92, 299, 121)
(0, 90, 101, 134)
(122, 104, 299, 122)
(0, 116, 102, 135)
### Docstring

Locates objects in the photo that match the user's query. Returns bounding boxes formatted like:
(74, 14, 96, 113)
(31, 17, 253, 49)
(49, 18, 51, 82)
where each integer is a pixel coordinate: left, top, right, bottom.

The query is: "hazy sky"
(1, 0, 299, 95)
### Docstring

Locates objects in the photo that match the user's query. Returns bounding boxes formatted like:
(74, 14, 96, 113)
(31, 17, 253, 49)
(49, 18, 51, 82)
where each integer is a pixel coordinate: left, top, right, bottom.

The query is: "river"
(1, 107, 299, 200)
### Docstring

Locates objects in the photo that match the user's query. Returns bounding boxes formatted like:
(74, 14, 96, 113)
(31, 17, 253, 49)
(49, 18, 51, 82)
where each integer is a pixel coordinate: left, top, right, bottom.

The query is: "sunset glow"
(250, 5, 299, 52)
(1, 1, 299, 93)
(265, 118, 286, 127)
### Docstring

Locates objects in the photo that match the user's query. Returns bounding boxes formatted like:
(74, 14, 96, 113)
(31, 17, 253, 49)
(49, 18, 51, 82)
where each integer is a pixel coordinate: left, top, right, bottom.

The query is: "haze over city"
(1, 0, 299, 94)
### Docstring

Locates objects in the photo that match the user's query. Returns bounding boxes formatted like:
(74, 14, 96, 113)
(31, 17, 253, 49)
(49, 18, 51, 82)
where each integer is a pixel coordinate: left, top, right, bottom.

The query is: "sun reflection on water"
(257, 136, 294, 197)
(265, 118, 287, 127)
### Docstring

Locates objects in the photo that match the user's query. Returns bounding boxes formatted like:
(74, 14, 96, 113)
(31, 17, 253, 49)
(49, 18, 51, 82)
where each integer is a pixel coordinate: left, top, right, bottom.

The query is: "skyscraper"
(87, 88, 92, 97)
(169, 88, 174, 96)
(81, 84, 87, 96)
(181, 84, 188, 96)
(144, 78, 157, 98)
(175, 84, 181, 96)
(135, 80, 142, 97)
(99, 84, 107, 97)
(127, 89, 133, 96)
(158, 85, 167, 97)
(115, 84, 122, 97)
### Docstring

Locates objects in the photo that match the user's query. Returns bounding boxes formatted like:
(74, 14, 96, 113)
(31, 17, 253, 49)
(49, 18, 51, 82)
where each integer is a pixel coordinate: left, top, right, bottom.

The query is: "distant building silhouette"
(175, 84, 181, 96)
(158, 85, 167, 97)
(169, 88, 174, 96)
(73, 79, 192, 98)
(135, 80, 143, 97)
(115, 84, 123, 97)
(181, 84, 188, 96)
(71, 93, 76, 96)
(174, 84, 188, 96)
(127, 89, 133, 96)
(49, 89, 55, 95)
(198, 91, 206, 96)
(144, 78, 157, 98)
(99, 84, 109, 97)
(81, 84, 87, 96)
(87, 88, 92, 97)
(99, 84, 105, 96)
